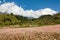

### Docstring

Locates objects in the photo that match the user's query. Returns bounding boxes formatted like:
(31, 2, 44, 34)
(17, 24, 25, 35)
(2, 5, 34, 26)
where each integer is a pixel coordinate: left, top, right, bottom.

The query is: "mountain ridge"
(0, 12, 60, 27)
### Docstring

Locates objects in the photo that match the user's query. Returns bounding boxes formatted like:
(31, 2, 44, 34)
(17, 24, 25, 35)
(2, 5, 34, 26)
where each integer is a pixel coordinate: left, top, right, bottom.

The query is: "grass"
(0, 31, 60, 40)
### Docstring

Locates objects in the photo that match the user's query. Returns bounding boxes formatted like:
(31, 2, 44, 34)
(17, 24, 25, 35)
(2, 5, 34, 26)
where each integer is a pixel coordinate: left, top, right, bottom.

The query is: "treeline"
(0, 12, 60, 27)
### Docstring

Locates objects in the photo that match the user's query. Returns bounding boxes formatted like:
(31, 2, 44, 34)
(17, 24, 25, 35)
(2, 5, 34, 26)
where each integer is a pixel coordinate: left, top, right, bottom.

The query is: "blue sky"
(0, 0, 60, 11)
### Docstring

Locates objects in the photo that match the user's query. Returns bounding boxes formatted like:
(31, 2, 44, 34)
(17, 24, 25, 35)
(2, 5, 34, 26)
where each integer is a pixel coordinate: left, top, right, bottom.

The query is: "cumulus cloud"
(0, 2, 58, 18)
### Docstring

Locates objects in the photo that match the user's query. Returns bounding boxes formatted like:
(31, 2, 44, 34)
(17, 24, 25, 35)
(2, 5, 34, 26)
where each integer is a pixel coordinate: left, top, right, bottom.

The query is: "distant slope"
(0, 13, 18, 26)
(0, 12, 60, 27)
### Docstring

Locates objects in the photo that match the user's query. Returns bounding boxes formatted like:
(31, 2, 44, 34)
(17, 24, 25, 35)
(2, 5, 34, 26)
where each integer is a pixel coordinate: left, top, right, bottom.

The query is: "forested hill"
(0, 12, 60, 27)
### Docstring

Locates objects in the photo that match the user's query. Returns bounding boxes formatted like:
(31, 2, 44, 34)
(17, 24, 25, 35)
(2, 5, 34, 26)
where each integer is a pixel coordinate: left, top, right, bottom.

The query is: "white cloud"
(0, 2, 58, 18)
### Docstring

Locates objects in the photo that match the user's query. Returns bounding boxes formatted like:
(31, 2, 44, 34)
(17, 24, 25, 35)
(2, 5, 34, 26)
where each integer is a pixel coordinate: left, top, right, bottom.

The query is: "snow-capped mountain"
(0, 2, 58, 18)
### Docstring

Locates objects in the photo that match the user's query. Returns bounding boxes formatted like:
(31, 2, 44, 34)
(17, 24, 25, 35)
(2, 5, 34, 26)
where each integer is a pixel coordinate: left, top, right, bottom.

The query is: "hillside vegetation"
(0, 13, 60, 27)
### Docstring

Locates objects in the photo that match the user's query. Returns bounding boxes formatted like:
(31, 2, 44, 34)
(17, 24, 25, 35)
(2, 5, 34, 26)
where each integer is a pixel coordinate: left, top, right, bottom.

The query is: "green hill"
(0, 13, 60, 27)
(0, 13, 18, 26)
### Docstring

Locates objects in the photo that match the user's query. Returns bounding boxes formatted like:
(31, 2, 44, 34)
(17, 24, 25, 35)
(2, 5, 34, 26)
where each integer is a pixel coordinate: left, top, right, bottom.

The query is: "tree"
(10, 13, 14, 16)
